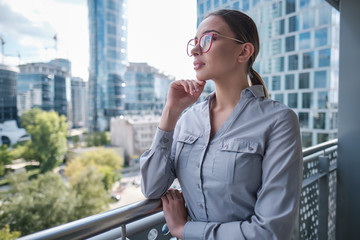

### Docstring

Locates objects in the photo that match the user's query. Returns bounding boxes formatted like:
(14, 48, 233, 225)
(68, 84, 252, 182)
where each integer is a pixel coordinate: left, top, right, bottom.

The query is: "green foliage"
(72, 135, 80, 148)
(65, 148, 123, 191)
(0, 172, 78, 236)
(20, 109, 68, 173)
(0, 145, 13, 176)
(70, 166, 110, 219)
(19, 107, 42, 130)
(84, 131, 110, 147)
(0, 169, 111, 237)
(0, 225, 21, 240)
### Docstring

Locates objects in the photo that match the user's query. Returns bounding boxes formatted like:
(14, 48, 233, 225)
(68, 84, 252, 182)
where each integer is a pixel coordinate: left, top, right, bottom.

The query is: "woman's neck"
(212, 76, 249, 111)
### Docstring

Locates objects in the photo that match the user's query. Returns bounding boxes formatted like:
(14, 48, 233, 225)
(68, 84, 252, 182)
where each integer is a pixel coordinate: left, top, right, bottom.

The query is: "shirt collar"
(204, 85, 265, 101)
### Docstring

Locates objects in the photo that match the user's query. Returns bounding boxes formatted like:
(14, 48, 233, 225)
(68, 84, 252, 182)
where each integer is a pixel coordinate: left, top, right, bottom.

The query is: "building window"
(303, 51, 314, 69)
(274, 94, 284, 103)
(302, 92, 313, 108)
(233, 2, 239, 10)
(319, 48, 331, 67)
(300, 0, 310, 8)
(314, 71, 327, 88)
(301, 132, 312, 148)
(301, 10, 315, 29)
(330, 112, 338, 129)
(288, 54, 298, 70)
(315, 28, 328, 47)
(272, 2, 282, 18)
(313, 112, 326, 129)
(214, 0, 219, 8)
(206, 0, 211, 11)
(288, 15, 299, 33)
(299, 112, 309, 128)
(199, 3, 204, 15)
(317, 133, 329, 144)
(272, 38, 282, 55)
(263, 76, 269, 89)
(299, 72, 310, 89)
(299, 32, 311, 50)
(286, 0, 296, 14)
(242, 0, 249, 11)
(318, 6, 331, 25)
(318, 91, 328, 109)
(274, 57, 284, 72)
(272, 76, 281, 90)
(288, 93, 298, 108)
(285, 74, 295, 89)
(286, 36, 295, 52)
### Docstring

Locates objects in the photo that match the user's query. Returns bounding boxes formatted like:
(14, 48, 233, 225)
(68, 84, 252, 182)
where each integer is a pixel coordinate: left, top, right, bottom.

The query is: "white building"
(110, 115, 160, 166)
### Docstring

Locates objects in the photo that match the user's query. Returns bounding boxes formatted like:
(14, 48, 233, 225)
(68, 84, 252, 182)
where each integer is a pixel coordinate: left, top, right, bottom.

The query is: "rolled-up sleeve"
(140, 128, 176, 199)
(182, 109, 303, 240)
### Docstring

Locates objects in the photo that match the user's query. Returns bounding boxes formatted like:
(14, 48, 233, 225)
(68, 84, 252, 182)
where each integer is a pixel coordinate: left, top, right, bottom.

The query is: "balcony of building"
(15, 0, 360, 239)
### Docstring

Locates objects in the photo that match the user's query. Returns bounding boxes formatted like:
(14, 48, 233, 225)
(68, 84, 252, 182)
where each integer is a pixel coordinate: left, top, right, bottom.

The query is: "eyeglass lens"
(187, 34, 213, 56)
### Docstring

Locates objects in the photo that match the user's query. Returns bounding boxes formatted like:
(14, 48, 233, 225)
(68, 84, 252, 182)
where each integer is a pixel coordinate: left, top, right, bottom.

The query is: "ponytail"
(249, 67, 269, 98)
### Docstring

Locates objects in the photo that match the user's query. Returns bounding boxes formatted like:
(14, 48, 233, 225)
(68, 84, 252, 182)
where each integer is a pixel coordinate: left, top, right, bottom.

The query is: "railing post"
(318, 155, 329, 240)
(122, 224, 126, 240)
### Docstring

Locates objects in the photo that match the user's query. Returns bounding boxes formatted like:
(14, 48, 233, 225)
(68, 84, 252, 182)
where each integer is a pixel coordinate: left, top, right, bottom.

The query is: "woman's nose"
(191, 43, 201, 56)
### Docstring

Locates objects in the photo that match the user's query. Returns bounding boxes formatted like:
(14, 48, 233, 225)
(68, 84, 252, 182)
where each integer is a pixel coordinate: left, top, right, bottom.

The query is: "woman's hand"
(159, 79, 206, 131)
(161, 189, 188, 239)
(166, 79, 206, 112)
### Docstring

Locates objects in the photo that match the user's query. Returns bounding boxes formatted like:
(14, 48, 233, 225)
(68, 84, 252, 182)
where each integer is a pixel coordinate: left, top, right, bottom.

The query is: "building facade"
(88, 0, 128, 131)
(110, 115, 160, 166)
(197, 0, 339, 147)
(0, 64, 18, 123)
(17, 62, 70, 118)
(124, 62, 174, 116)
(71, 77, 88, 128)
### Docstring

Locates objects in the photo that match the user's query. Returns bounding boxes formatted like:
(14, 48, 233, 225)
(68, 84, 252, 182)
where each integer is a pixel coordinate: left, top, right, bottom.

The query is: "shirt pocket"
(213, 139, 262, 184)
(175, 132, 200, 169)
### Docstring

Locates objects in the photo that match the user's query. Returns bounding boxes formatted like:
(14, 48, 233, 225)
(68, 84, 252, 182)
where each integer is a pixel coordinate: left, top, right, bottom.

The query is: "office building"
(124, 62, 174, 116)
(0, 64, 18, 123)
(71, 77, 88, 128)
(88, 0, 128, 131)
(17, 62, 70, 118)
(197, 0, 339, 147)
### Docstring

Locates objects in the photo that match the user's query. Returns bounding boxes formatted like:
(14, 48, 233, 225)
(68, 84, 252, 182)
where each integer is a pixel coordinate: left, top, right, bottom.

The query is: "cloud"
(0, 1, 55, 40)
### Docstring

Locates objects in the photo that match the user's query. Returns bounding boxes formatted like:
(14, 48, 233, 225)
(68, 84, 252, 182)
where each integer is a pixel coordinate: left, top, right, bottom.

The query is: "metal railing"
(19, 139, 338, 240)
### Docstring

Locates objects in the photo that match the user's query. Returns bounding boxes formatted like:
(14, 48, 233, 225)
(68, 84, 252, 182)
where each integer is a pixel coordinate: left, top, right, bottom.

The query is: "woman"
(140, 9, 303, 240)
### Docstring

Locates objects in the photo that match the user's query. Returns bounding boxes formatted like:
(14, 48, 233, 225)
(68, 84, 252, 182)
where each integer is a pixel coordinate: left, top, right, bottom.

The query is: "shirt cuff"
(149, 127, 174, 150)
(183, 221, 207, 240)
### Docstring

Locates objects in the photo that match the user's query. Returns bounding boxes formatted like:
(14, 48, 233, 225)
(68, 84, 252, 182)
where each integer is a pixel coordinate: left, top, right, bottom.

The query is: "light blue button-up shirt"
(140, 85, 303, 240)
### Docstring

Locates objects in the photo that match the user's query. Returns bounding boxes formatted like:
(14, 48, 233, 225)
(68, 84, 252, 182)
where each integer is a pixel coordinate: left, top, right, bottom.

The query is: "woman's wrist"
(158, 104, 183, 131)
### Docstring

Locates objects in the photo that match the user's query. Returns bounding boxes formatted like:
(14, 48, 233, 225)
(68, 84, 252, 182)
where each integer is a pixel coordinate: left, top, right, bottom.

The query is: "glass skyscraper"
(196, 0, 339, 148)
(88, 0, 128, 131)
(0, 64, 18, 123)
(17, 62, 70, 118)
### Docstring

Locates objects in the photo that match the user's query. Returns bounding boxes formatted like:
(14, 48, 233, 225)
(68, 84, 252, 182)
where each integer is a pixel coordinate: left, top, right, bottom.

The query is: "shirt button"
(197, 184, 200, 189)
(199, 204, 203, 209)
(197, 163, 200, 168)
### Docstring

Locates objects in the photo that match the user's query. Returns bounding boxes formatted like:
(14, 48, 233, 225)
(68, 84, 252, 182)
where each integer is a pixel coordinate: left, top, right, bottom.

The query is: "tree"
(65, 148, 123, 191)
(0, 145, 13, 176)
(0, 225, 21, 240)
(20, 109, 68, 173)
(0, 172, 78, 236)
(19, 107, 42, 130)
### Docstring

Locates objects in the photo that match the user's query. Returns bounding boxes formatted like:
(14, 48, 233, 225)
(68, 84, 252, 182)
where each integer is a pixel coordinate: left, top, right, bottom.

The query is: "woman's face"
(191, 15, 243, 82)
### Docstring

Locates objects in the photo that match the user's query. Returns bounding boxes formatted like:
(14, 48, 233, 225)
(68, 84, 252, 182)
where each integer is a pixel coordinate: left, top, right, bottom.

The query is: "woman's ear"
(237, 43, 255, 63)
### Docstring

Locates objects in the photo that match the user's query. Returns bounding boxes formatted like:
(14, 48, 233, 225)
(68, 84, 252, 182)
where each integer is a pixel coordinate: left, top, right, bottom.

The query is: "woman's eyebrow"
(203, 29, 221, 34)
(194, 29, 221, 39)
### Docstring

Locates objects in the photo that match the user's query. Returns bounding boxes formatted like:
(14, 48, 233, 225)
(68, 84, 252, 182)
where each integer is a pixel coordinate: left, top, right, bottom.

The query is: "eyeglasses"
(187, 33, 245, 57)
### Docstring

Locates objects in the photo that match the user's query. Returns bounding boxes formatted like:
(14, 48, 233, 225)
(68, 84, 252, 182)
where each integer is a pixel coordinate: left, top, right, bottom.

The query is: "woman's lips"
(193, 60, 205, 70)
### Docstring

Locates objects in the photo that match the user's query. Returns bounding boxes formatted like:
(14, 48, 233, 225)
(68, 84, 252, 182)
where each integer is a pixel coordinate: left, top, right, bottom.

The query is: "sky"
(0, 0, 197, 80)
